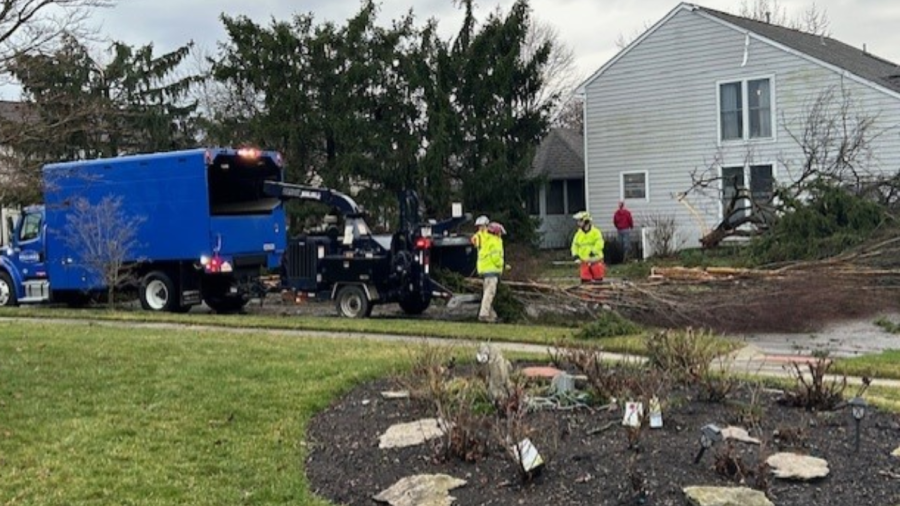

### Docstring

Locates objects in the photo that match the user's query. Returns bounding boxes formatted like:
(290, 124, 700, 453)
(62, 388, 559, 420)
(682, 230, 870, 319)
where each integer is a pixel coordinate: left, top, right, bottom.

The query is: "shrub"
(645, 327, 722, 382)
(780, 350, 849, 411)
(575, 311, 643, 339)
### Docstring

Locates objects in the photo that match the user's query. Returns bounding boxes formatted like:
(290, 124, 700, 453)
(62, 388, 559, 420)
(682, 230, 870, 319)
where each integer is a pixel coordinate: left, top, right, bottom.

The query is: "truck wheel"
(140, 271, 180, 312)
(399, 294, 431, 315)
(0, 271, 18, 307)
(335, 285, 371, 318)
(204, 294, 247, 314)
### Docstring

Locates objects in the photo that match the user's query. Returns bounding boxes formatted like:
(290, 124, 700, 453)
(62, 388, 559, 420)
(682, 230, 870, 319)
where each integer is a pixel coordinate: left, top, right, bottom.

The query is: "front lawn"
(0, 321, 410, 505)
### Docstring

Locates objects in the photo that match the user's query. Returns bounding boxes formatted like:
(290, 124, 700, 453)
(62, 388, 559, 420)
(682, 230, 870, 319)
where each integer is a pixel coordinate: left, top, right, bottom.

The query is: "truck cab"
(0, 206, 49, 306)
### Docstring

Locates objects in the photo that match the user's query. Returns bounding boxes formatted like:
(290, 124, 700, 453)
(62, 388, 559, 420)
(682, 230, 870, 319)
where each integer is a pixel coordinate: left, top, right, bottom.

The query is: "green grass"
(833, 349, 900, 380)
(0, 320, 425, 505)
(0, 306, 575, 343)
(0, 306, 746, 358)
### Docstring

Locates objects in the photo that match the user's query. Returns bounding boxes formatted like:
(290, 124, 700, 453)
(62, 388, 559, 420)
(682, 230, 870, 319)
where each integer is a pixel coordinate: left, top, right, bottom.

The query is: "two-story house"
(579, 3, 900, 254)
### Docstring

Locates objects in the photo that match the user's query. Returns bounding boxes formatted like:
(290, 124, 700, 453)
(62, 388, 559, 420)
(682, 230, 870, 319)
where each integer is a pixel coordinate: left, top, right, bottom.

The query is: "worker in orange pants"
(571, 211, 605, 283)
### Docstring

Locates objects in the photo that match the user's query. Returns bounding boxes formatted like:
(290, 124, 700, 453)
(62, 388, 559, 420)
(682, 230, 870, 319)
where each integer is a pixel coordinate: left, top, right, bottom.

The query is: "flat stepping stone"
(766, 452, 829, 480)
(373, 474, 466, 506)
(721, 426, 761, 445)
(521, 366, 563, 379)
(684, 486, 773, 506)
(378, 418, 445, 449)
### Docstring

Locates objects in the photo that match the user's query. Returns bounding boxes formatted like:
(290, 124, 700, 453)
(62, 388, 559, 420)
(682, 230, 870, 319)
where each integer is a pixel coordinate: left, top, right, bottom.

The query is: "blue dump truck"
(0, 148, 286, 312)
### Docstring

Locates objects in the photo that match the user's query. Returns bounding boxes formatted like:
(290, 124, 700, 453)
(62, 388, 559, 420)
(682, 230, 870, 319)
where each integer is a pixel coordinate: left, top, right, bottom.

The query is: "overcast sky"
(5, 0, 899, 99)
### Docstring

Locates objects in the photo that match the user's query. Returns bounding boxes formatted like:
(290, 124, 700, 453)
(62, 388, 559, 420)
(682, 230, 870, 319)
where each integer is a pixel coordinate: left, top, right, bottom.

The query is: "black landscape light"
(849, 396, 867, 452)
(693, 424, 722, 464)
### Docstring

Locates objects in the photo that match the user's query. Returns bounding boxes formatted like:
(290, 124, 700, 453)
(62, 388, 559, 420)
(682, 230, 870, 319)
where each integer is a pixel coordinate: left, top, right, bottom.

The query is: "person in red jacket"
(613, 201, 634, 260)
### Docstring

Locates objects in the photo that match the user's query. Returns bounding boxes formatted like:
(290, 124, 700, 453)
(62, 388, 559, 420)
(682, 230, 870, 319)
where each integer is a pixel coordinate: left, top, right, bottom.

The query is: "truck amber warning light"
(237, 148, 261, 159)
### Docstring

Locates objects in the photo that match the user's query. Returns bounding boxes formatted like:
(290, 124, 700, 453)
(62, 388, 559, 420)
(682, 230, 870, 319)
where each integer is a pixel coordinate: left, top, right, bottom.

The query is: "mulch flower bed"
(306, 366, 900, 506)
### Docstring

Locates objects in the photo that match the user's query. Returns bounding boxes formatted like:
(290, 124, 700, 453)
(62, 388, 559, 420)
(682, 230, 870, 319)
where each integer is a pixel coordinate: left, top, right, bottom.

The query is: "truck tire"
(204, 294, 248, 314)
(140, 271, 182, 312)
(0, 271, 18, 307)
(335, 285, 372, 318)
(399, 293, 431, 315)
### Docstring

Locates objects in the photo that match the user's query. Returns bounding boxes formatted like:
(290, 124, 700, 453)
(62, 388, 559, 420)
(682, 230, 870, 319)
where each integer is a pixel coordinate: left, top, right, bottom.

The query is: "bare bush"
(60, 196, 144, 307)
(641, 212, 681, 258)
(779, 351, 848, 411)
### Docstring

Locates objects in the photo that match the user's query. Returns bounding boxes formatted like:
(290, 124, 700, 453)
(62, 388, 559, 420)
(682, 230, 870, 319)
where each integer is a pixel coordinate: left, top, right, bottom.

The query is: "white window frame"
(619, 170, 649, 202)
(716, 74, 777, 145)
(717, 162, 777, 223)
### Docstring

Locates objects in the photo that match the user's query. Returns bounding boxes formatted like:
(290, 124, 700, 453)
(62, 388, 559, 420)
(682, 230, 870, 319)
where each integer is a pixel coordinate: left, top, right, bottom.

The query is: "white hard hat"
(475, 215, 490, 226)
(573, 211, 592, 222)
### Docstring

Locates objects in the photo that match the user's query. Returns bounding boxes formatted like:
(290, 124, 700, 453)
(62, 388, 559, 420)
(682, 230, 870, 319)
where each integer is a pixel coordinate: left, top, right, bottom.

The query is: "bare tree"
(614, 21, 654, 50)
(0, 1, 115, 205)
(551, 95, 583, 133)
(739, 0, 830, 36)
(522, 18, 583, 120)
(0, 0, 115, 76)
(61, 195, 144, 308)
(684, 83, 894, 248)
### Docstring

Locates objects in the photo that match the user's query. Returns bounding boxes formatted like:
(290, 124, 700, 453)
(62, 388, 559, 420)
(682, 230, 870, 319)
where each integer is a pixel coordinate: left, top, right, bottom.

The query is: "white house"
(579, 3, 900, 253)
(527, 127, 585, 249)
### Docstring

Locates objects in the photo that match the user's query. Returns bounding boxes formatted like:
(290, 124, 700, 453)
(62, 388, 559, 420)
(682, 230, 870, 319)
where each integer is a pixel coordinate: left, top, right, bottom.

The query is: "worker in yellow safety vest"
(476, 221, 505, 322)
(571, 211, 605, 283)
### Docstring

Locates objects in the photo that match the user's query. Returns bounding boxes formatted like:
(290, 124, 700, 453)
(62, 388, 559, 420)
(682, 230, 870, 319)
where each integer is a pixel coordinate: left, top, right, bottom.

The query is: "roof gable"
(529, 128, 584, 180)
(579, 2, 900, 98)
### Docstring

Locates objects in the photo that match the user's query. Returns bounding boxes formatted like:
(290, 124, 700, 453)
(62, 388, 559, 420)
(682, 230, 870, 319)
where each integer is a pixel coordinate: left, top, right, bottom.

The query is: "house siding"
(584, 7, 900, 250)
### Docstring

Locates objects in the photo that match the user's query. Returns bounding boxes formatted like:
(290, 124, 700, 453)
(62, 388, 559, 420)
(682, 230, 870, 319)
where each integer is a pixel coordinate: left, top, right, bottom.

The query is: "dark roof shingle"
(698, 5, 900, 94)
(529, 128, 584, 180)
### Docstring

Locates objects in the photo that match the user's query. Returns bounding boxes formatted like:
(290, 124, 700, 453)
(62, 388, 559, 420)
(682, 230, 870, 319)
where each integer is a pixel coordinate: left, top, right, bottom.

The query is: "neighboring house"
(579, 3, 900, 255)
(527, 127, 586, 249)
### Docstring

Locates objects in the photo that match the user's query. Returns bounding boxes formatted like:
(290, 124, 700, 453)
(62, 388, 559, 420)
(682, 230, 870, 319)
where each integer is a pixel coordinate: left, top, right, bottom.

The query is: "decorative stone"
(476, 344, 511, 402)
(721, 426, 761, 445)
(891, 446, 900, 458)
(550, 372, 575, 395)
(378, 418, 445, 449)
(684, 486, 774, 506)
(766, 452, 829, 480)
(381, 390, 410, 400)
(521, 366, 564, 379)
(373, 474, 466, 506)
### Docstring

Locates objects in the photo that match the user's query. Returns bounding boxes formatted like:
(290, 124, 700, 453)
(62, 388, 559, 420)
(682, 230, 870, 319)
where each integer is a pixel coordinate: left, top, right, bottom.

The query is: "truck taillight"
(201, 254, 232, 273)
(414, 237, 432, 250)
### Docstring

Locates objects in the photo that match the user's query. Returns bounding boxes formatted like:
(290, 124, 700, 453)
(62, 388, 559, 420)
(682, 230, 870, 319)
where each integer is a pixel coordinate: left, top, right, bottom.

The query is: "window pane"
(721, 167, 746, 225)
(19, 214, 41, 242)
(566, 179, 585, 214)
(749, 165, 773, 202)
(748, 79, 771, 138)
(622, 173, 646, 199)
(546, 180, 565, 215)
(720, 82, 743, 140)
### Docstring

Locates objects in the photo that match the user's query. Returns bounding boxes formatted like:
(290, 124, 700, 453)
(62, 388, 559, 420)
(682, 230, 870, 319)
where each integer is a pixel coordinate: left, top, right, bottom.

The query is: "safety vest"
(571, 226, 604, 262)
(471, 229, 489, 248)
(476, 233, 504, 276)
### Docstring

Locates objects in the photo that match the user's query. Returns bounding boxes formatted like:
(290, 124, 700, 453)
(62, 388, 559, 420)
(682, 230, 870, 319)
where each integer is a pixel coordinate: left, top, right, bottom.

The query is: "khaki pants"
(479, 276, 499, 321)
